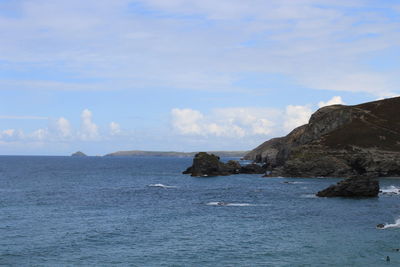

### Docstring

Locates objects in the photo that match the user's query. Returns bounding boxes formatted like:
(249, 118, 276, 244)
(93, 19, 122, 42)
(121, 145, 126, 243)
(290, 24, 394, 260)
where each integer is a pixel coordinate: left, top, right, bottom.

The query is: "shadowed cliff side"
(244, 96, 400, 178)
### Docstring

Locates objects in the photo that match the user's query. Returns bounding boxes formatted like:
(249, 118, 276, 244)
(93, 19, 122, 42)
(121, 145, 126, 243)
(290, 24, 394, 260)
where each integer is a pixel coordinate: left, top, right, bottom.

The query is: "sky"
(1, 0, 400, 155)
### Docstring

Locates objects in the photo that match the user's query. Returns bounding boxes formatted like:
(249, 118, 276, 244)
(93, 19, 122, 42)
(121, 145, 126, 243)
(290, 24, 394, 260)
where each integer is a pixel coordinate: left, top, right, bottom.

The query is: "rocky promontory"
(183, 152, 265, 177)
(245, 97, 400, 178)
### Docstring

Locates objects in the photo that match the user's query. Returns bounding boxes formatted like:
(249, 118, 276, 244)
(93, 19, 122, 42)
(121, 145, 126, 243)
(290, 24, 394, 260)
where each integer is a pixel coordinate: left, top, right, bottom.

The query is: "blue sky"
(1, 0, 400, 155)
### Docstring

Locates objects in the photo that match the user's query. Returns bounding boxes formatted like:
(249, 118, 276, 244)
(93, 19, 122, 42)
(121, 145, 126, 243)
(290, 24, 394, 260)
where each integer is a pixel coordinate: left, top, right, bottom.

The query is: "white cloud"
(0, 129, 24, 141)
(2, 129, 15, 137)
(30, 128, 48, 140)
(252, 119, 273, 135)
(318, 96, 345, 108)
(171, 107, 276, 138)
(171, 108, 204, 135)
(283, 105, 312, 132)
(79, 109, 99, 140)
(56, 117, 72, 138)
(109, 121, 121, 135)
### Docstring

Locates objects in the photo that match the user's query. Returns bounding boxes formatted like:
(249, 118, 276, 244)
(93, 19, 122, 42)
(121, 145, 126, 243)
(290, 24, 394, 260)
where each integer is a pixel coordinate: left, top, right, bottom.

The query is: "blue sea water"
(1, 156, 400, 266)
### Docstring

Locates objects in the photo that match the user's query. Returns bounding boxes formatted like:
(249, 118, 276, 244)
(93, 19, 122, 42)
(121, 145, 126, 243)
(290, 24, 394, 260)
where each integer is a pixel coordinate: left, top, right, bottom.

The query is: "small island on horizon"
(71, 151, 87, 157)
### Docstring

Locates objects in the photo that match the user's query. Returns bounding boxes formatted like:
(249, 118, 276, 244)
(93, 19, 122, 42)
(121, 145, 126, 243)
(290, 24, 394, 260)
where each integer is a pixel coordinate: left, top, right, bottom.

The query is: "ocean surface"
(1, 156, 400, 266)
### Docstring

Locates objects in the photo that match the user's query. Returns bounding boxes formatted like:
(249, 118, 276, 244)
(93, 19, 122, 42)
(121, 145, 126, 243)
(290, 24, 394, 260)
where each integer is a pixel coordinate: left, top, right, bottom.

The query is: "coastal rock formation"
(240, 163, 266, 174)
(245, 97, 400, 178)
(316, 177, 379, 197)
(183, 152, 265, 177)
(71, 151, 87, 157)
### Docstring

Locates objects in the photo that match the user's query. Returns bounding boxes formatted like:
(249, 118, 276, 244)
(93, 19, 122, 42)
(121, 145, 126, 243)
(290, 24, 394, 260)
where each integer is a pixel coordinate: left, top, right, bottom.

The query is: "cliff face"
(245, 97, 400, 177)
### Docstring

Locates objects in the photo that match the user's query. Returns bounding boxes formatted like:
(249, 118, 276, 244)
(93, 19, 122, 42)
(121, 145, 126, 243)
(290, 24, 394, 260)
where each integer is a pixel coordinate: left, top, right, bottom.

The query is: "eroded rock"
(316, 177, 379, 197)
(183, 152, 265, 177)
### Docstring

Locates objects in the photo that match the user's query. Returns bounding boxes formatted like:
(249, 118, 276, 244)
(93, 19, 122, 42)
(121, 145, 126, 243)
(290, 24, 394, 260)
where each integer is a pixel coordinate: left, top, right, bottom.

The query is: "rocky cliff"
(244, 97, 400, 178)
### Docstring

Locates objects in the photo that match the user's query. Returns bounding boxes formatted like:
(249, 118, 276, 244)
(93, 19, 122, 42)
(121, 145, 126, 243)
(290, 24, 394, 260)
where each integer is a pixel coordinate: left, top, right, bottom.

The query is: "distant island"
(104, 150, 248, 158)
(71, 151, 87, 157)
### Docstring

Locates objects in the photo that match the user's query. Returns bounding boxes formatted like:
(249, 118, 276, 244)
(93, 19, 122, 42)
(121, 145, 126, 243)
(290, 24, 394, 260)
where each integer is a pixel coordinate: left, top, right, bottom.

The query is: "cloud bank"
(0, 0, 399, 97)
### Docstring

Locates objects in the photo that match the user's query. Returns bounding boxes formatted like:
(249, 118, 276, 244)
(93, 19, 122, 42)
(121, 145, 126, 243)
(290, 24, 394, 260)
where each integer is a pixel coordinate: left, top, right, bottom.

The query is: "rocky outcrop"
(71, 151, 87, 157)
(183, 152, 265, 177)
(245, 97, 400, 178)
(316, 177, 379, 197)
(240, 164, 266, 174)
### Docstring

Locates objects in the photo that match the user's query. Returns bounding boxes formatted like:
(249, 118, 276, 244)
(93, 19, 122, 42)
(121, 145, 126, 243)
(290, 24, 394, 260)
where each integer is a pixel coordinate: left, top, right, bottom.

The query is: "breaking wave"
(301, 194, 318, 199)
(282, 181, 305, 184)
(206, 202, 255, 207)
(148, 184, 177, 189)
(378, 218, 400, 229)
(380, 186, 400, 195)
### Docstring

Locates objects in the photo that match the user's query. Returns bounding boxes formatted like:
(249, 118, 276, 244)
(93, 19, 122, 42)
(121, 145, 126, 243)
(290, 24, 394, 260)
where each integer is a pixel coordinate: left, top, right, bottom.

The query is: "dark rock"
(182, 166, 192, 174)
(71, 151, 87, 157)
(182, 152, 266, 177)
(316, 177, 379, 197)
(183, 152, 237, 176)
(244, 97, 400, 178)
(225, 160, 242, 174)
(240, 163, 266, 174)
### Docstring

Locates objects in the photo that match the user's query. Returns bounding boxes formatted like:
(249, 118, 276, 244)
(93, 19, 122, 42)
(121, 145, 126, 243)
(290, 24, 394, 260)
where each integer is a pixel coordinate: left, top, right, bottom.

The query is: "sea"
(1, 156, 400, 266)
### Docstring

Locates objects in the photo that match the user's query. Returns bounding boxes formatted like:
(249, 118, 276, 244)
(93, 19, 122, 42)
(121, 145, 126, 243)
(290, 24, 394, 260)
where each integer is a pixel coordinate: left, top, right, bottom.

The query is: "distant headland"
(104, 150, 248, 158)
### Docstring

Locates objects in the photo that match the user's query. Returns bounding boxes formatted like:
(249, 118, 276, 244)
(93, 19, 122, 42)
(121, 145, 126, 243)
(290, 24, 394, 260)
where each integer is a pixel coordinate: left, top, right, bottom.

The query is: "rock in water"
(182, 152, 265, 177)
(316, 177, 379, 197)
(71, 151, 87, 157)
(182, 152, 232, 176)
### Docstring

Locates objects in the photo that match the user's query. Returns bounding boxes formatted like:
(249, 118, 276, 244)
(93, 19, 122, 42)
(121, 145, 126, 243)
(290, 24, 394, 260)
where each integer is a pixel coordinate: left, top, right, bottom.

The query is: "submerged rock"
(316, 177, 379, 197)
(183, 152, 265, 177)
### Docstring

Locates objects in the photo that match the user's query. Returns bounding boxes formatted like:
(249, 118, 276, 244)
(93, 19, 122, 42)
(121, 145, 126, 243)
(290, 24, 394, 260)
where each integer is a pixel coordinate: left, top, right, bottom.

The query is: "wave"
(301, 194, 317, 199)
(206, 202, 255, 207)
(282, 181, 305, 184)
(148, 184, 177, 189)
(380, 185, 400, 195)
(378, 218, 400, 229)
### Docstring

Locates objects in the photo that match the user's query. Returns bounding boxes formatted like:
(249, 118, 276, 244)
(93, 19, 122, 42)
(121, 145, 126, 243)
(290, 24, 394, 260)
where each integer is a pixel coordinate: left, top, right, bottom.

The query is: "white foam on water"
(148, 184, 177, 189)
(301, 194, 318, 199)
(206, 202, 257, 207)
(282, 181, 305, 184)
(380, 185, 400, 195)
(380, 218, 400, 229)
